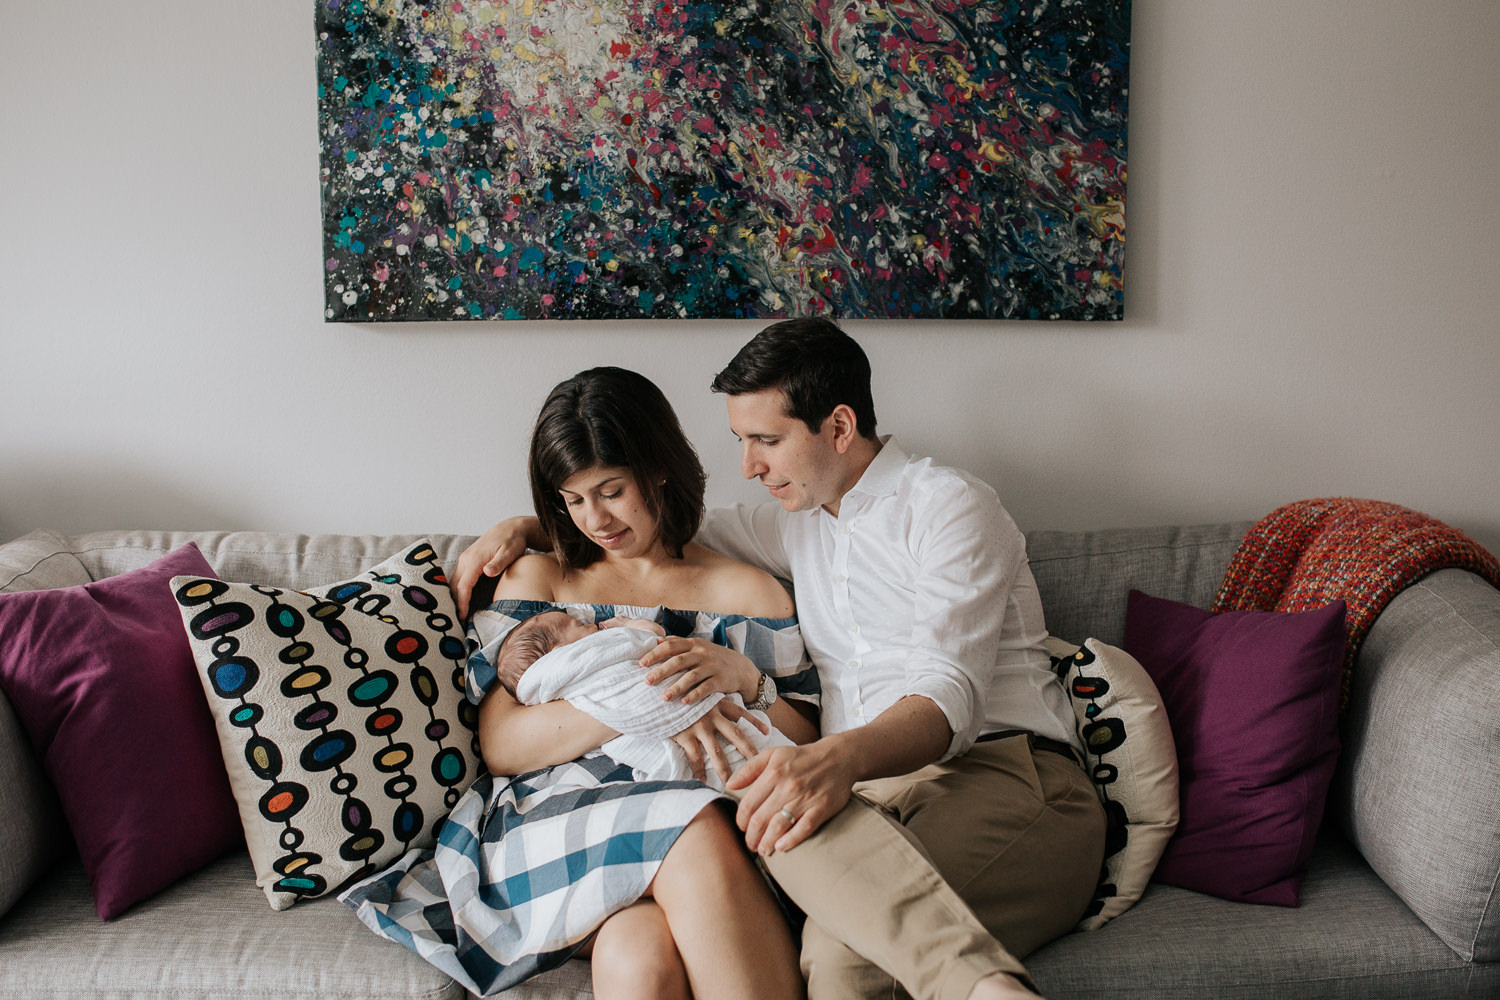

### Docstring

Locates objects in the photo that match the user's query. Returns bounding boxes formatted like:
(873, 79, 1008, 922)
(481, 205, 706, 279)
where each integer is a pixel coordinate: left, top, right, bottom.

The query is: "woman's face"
(557, 465, 661, 559)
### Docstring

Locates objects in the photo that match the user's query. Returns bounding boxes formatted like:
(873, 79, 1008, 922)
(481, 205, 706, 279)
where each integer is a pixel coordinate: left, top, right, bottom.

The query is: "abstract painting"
(317, 0, 1130, 322)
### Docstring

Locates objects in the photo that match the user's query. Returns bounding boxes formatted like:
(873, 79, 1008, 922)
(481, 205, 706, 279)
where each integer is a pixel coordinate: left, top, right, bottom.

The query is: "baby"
(496, 611, 793, 791)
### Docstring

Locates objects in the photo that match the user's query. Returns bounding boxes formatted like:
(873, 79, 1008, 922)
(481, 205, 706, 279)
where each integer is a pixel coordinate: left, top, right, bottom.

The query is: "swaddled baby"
(496, 611, 793, 791)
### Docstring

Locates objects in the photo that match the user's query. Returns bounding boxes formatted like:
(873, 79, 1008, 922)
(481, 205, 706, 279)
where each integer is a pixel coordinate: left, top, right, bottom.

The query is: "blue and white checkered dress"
(340, 599, 818, 996)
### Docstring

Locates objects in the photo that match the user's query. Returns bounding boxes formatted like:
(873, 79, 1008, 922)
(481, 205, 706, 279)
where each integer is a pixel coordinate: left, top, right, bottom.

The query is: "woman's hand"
(639, 637, 762, 706)
(451, 517, 541, 618)
(669, 701, 770, 785)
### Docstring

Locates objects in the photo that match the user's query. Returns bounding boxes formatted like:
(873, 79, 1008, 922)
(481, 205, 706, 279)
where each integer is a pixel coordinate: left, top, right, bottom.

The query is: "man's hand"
(669, 700, 769, 785)
(639, 637, 762, 706)
(450, 517, 536, 618)
(727, 738, 857, 855)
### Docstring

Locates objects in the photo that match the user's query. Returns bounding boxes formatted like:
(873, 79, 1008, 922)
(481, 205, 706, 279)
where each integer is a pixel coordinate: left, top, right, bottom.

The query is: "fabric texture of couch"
(1, 523, 1496, 999)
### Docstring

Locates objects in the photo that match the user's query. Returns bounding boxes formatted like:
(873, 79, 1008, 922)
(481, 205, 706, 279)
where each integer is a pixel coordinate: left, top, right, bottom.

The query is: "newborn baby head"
(495, 611, 597, 696)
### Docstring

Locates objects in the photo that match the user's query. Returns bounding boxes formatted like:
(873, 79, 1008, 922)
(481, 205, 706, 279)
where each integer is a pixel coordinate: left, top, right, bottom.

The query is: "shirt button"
(833, 573, 847, 584)
(849, 658, 861, 669)
(848, 623, 860, 635)
(839, 525, 852, 537)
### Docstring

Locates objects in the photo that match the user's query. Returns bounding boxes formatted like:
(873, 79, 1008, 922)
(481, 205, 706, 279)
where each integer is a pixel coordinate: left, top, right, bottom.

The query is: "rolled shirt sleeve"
(850, 477, 1019, 759)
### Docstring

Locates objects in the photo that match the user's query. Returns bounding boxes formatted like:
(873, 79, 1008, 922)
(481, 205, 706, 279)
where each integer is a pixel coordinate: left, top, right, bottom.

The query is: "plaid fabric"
(1211, 498, 1500, 712)
(340, 600, 815, 996)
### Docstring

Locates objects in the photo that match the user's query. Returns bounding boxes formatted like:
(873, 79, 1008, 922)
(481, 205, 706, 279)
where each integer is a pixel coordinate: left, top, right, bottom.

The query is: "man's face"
(725, 389, 846, 514)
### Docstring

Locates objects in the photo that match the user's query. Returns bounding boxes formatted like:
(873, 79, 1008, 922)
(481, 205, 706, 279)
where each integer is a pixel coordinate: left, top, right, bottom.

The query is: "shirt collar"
(846, 435, 906, 499)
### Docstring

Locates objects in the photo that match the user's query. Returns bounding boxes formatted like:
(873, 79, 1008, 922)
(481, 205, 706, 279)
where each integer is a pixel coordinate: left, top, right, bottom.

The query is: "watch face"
(748, 671, 774, 710)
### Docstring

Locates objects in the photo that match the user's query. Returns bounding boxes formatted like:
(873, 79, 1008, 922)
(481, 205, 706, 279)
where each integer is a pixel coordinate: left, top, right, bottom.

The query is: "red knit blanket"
(1212, 498, 1500, 712)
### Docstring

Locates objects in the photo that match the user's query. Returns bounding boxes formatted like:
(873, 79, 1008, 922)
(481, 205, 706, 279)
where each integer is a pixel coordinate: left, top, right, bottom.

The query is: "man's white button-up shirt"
(700, 437, 1078, 759)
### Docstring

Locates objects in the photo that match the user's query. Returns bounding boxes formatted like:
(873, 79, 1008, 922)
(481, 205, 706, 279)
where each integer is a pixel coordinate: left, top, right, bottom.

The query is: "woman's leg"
(646, 803, 805, 1000)
(587, 901, 692, 1000)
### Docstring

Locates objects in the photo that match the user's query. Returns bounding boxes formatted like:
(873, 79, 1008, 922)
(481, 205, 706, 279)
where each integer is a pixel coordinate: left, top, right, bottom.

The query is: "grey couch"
(1, 524, 1496, 999)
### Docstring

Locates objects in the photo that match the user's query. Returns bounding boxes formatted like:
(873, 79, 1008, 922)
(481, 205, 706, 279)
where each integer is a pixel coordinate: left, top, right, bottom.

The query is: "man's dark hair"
(710, 318, 878, 439)
(529, 367, 707, 570)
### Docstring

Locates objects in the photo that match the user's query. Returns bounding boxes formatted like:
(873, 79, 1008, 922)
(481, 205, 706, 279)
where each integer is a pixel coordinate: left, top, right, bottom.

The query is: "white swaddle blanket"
(515, 626, 792, 791)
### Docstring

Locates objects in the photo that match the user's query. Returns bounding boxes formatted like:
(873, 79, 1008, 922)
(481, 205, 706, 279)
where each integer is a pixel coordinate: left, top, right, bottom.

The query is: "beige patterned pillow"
(173, 540, 479, 910)
(1046, 635, 1180, 930)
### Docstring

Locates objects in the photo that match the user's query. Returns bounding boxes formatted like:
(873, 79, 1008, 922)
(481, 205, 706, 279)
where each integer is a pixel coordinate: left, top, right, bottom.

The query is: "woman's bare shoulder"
(492, 552, 563, 601)
(688, 544, 795, 619)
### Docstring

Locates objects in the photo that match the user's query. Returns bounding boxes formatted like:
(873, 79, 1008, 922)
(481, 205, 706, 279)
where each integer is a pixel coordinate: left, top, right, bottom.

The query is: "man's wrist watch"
(745, 672, 778, 712)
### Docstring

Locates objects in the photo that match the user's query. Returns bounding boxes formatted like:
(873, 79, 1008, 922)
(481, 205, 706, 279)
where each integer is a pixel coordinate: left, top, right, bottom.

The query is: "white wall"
(3, 1, 1498, 557)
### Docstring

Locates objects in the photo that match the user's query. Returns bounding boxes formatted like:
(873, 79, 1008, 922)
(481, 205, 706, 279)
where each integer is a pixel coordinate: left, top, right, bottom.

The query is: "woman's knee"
(590, 903, 690, 1000)
(654, 805, 756, 898)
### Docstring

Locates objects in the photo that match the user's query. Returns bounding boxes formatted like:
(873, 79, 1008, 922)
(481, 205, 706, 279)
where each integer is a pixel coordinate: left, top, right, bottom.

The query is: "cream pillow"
(1045, 635, 1180, 930)
(173, 540, 479, 910)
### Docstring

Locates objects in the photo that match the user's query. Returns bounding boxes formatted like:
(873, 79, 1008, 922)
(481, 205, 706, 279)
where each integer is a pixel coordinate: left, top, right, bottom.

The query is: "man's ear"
(827, 403, 860, 454)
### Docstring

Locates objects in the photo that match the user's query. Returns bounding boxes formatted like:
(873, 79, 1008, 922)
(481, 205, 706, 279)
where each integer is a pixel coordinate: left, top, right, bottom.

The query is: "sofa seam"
(0, 547, 85, 590)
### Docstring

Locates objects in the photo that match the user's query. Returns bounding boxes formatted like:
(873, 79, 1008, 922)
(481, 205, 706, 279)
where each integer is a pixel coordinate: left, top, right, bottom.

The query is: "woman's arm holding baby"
(477, 686, 618, 776)
(476, 553, 619, 776)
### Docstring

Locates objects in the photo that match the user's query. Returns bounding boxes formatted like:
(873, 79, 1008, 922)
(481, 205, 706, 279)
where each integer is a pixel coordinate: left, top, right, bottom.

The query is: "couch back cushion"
(68, 531, 478, 593)
(1026, 523, 1250, 647)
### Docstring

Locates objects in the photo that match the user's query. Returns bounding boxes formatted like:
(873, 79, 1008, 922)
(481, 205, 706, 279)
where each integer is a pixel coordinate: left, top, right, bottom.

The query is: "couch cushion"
(1337, 568, 1500, 961)
(1026, 834, 1500, 1000)
(0, 853, 466, 1000)
(173, 540, 480, 910)
(66, 530, 478, 593)
(1026, 523, 1251, 648)
(0, 530, 93, 593)
(0, 543, 244, 919)
(1123, 591, 1346, 906)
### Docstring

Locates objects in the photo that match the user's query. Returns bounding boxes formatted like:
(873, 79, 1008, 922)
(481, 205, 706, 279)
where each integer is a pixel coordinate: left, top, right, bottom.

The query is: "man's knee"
(801, 920, 900, 1000)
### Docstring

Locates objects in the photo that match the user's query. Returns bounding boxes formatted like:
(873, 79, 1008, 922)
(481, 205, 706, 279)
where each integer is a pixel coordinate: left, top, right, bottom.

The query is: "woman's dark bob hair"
(529, 367, 707, 570)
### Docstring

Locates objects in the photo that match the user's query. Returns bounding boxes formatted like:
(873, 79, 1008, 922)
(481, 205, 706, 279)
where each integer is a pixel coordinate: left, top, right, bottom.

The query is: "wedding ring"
(777, 808, 797, 825)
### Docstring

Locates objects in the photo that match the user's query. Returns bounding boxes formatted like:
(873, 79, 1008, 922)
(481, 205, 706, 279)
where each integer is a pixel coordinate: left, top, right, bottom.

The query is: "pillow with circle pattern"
(1045, 635, 1180, 931)
(172, 539, 480, 911)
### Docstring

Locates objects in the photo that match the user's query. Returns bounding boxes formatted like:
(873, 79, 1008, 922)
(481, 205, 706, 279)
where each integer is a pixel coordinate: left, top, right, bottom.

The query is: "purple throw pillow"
(1122, 589, 1346, 906)
(0, 543, 242, 919)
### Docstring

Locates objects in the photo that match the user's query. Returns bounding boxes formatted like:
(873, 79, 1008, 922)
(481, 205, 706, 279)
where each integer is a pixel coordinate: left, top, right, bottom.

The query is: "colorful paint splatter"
(317, 0, 1129, 321)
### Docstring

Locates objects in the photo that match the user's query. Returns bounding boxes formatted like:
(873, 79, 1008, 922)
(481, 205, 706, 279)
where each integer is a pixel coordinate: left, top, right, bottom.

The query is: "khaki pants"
(756, 734, 1105, 1000)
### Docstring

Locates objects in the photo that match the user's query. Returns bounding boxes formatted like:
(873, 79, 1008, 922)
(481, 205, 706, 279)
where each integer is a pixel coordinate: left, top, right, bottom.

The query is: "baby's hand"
(600, 617, 666, 637)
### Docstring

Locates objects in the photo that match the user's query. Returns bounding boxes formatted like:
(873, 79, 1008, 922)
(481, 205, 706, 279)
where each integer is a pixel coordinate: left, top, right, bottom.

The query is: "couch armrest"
(1335, 568, 1500, 961)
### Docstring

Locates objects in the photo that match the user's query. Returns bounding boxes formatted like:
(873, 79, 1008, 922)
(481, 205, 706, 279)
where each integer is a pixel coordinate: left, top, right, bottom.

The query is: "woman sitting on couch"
(344, 366, 810, 1000)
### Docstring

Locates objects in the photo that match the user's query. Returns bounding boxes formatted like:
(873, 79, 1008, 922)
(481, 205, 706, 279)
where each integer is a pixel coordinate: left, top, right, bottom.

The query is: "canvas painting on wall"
(317, 0, 1130, 322)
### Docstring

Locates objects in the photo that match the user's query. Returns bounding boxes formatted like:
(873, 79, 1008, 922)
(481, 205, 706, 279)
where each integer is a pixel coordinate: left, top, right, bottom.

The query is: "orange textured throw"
(1212, 498, 1500, 713)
